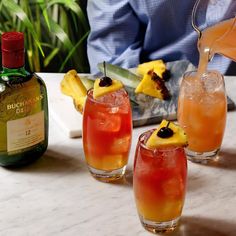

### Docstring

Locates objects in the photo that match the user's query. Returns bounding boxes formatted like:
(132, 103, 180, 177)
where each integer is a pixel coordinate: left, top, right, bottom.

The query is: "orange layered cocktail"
(133, 121, 187, 233)
(83, 86, 132, 181)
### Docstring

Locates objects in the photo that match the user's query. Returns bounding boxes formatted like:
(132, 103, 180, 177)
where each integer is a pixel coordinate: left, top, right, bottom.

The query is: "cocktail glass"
(177, 70, 227, 163)
(82, 88, 132, 182)
(133, 129, 187, 234)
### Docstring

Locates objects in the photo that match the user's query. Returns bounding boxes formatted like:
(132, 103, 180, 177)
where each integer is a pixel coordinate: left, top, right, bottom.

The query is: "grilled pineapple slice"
(137, 60, 166, 78)
(135, 70, 170, 100)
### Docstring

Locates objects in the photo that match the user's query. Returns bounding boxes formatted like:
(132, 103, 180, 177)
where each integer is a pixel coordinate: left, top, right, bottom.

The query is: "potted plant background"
(0, 0, 90, 73)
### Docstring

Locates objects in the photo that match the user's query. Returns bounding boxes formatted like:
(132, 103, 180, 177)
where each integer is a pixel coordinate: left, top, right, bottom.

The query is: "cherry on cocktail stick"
(99, 61, 112, 87)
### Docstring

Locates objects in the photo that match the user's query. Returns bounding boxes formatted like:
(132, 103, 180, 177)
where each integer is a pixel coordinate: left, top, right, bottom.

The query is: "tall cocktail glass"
(178, 70, 227, 163)
(83, 88, 132, 182)
(133, 129, 187, 234)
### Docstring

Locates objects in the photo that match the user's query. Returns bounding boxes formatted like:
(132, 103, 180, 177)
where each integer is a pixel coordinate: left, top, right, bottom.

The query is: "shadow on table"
(107, 167, 133, 188)
(186, 171, 207, 192)
(124, 167, 133, 186)
(5, 145, 87, 174)
(194, 148, 236, 170)
(168, 216, 235, 236)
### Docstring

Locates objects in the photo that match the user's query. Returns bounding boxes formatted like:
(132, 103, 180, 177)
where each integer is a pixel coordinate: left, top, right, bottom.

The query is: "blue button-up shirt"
(87, 0, 236, 74)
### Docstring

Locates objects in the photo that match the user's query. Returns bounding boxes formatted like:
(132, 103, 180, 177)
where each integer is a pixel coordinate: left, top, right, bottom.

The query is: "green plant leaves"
(44, 48, 60, 67)
(48, 19, 74, 50)
(0, 0, 89, 73)
(2, 0, 44, 56)
(48, 0, 89, 31)
(59, 30, 89, 72)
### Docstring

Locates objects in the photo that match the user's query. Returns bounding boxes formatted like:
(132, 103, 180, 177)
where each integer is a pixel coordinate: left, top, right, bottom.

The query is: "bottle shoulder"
(33, 73, 47, 87)
(0, 68, 47, 85)
(0, 72, 47, 92)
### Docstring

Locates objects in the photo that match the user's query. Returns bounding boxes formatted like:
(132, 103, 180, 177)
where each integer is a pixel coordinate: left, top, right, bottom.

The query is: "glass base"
(88, 165, 126, 182)
(139, 215, 180, 234)
(186, 148, 219, 164)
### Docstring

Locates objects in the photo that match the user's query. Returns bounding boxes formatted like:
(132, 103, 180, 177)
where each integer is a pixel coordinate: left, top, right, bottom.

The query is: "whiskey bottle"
(0, 32, 48, 167)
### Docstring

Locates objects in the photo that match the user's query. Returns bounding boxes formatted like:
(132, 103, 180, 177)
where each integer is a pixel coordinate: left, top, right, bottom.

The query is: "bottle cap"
(1, 32, 25, 68)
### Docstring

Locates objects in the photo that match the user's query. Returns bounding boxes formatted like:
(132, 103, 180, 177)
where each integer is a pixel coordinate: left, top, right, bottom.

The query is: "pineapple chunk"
(61, 70, 87, 97)
(60, 69, 87, 113)
(73, 96, 86, 113)
(146, 120, 188, 149)
(135, 70, 170, 100)
(137, 60, 166, 78)
(93, 78, 123, 99)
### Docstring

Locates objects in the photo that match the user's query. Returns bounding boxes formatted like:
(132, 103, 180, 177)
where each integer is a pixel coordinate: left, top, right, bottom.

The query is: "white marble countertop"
(0, 74, 236, 236)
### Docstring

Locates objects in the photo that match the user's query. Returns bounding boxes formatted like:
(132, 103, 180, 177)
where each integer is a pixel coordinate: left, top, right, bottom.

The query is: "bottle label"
(7, 111, 45, 152)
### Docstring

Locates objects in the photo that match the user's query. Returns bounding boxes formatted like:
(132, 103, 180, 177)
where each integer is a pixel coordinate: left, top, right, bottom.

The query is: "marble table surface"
(0, 74, 236, 236)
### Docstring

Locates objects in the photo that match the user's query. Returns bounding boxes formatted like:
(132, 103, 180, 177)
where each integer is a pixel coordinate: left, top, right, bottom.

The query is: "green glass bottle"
(0, 32, 48, 167)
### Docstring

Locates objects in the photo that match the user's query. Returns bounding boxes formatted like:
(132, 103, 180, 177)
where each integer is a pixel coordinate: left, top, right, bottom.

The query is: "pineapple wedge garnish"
(137, 60, 166, 78)
(135, 70, 170, 100)
(93, 78, 123, 99)
(146, 120, 188, 149)
(60, 70, 87, 113)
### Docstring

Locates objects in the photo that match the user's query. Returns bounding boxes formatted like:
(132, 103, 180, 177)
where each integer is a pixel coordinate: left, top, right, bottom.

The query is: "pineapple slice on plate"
(137, 60, 167, 78)
(135, 70, 170, 100)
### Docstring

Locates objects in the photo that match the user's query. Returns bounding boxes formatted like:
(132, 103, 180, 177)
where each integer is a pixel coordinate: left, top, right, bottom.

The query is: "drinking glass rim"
(138, 129, 183, 153)
(182, 70, 225, 89)
(183, 69, 223, 78)
(86, 87, 129, 106)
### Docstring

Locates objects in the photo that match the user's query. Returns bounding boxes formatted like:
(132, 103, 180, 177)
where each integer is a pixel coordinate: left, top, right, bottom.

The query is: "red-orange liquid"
(133, 131, 187, 222)
(83, 89, 132, 171)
